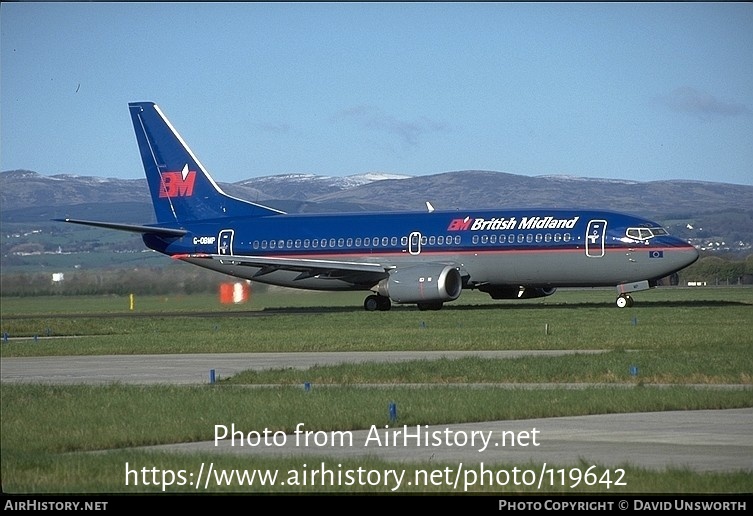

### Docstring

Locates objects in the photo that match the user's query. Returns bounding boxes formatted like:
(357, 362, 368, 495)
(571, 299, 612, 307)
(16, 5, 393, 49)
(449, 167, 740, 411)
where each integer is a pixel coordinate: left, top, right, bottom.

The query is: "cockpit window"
(625, 227, 668, 240)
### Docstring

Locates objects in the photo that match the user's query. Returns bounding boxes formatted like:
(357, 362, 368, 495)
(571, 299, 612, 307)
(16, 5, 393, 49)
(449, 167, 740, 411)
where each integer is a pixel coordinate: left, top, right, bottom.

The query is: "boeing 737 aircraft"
(59, 102, 699, 311)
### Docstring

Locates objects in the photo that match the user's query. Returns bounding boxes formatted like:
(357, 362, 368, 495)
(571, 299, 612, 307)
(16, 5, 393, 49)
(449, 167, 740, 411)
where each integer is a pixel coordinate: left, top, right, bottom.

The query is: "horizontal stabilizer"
(55, 218, 187, 237)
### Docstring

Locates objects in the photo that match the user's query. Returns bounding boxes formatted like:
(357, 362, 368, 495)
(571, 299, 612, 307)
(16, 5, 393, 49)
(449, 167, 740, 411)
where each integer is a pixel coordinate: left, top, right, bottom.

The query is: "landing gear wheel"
(616, 294, 634, 308)
(364, 295, 391, 311)
(364, 295, 379, 311)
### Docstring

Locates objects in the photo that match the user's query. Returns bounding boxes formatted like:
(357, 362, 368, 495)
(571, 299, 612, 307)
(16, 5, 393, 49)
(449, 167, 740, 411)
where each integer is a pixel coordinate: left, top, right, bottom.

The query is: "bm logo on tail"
(159, 164, 196, 198)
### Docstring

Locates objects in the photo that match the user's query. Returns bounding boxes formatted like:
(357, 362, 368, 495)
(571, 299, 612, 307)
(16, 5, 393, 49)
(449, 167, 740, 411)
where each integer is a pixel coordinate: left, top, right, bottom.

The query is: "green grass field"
(1, 287, 751, 494)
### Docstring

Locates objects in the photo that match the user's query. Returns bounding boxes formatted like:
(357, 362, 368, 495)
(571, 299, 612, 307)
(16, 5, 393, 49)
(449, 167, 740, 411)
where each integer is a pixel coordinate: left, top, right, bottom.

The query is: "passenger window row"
(252, 235, 463, 251)
(249, 232, 572, 250)
(472, 232, 572, 244)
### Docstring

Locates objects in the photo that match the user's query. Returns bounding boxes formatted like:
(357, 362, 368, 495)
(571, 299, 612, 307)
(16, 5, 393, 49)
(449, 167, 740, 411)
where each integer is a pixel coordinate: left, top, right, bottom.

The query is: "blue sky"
(2, 2, 752, 185)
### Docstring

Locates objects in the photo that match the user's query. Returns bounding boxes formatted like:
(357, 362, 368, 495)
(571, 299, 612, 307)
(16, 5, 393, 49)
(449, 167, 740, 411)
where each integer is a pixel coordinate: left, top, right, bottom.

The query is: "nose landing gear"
(616, 294, 634, 308)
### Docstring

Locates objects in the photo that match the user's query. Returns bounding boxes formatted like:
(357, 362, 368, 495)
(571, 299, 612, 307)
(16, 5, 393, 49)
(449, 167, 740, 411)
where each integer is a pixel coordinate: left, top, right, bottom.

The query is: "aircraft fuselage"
(148, 208, 698, 293)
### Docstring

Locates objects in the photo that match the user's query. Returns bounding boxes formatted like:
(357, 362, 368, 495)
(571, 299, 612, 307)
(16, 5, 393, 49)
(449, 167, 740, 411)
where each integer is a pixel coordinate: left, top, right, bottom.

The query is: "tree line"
(682, 254, 753, 285)
(0, 265, 267, 297)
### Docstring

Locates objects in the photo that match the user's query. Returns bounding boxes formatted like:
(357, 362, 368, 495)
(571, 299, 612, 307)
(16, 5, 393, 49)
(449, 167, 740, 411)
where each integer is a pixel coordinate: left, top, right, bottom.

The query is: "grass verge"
(1, 287, 751, 494)
(2, 384, 751, 493)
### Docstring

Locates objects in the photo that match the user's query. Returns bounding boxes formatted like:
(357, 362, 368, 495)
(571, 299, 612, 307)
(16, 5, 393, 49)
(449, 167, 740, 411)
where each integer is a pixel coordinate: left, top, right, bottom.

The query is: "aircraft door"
(585, 220, 606, 258)
(408, 231, 422, 255)
(218, 229, 234, 256)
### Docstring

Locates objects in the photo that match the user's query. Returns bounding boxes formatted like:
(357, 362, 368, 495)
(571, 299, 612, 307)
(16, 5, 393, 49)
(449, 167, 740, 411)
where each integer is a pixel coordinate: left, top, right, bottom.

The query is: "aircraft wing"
(173, 253, 391, 285)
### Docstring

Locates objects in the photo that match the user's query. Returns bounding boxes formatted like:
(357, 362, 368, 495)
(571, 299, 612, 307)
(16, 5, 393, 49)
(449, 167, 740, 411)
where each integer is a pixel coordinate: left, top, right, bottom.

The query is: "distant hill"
(308, 170, 753, 220)
(0, 170, 412, 220)
(3, 168, 751, 216)
(2, 169, 752, 270)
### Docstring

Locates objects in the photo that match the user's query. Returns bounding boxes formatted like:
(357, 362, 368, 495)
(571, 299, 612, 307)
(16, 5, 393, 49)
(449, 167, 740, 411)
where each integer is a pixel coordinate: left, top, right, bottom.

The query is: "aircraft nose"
(688, 245, 700, 263)
(678, 241, 700, 267)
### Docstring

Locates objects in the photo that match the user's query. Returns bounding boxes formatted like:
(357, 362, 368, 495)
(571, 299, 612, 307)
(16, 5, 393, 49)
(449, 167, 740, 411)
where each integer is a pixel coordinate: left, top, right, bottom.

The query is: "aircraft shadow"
(259, 299, 749, 314)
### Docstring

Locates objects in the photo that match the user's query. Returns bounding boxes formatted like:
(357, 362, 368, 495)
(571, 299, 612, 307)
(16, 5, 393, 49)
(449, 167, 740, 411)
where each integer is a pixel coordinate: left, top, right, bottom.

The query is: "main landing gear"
(616, 294, 634, 308)
(364, 294, 391, 311)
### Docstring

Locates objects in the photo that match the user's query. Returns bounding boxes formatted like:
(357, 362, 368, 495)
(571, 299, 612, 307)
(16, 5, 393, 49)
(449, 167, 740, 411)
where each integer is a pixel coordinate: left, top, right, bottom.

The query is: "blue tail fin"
(128, 102, 284, 224)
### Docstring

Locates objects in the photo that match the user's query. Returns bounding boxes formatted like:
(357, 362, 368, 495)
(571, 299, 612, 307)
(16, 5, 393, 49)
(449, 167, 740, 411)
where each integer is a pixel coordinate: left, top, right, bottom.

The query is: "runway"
(0, 350, 606, 385)
(147, 408, 753, 474)
(2, 351, 751, 474)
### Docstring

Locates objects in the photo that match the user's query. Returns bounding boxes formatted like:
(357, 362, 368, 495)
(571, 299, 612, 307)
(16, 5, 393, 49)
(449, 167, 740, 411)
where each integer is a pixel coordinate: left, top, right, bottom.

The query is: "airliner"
(59, 102, 699, 311)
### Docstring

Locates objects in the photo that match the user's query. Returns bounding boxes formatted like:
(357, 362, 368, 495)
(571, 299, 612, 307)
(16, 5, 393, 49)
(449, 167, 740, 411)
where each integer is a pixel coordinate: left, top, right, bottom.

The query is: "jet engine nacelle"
(376, 265, 462, 304)
(480, 285, 557, 300)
